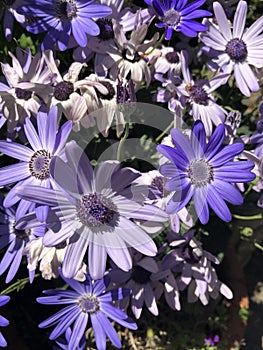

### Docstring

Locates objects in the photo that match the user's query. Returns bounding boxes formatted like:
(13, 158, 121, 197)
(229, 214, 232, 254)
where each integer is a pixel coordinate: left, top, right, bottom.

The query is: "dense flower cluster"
(0, 1, 262, 349)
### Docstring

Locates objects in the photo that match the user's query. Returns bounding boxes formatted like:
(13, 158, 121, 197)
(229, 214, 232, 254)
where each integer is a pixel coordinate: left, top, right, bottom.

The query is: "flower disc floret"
(187, 159, 213, 187)
(77, 193, 118, 228)
(78, 294, 100, 314)
(54, 81, 74, 101)
(15, 87, 33, 101)
(29, 149, 52, 180)
(187, 85, 209, 105)
(225, 38, 248, 62)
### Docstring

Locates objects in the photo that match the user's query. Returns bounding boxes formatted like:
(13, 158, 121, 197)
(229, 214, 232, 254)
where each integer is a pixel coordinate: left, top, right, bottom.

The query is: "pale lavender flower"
(175, 50, 228, 135)
(16, 141, 168, 280)
(0, 106, 72, 218)
(37, 270, 137, 350)
(0, 295, 10, 348)
(108, 251, 163, 319)
(200, 1, 263, 96)
(162, 229, 233, 305)
(96, 21, 159, 89)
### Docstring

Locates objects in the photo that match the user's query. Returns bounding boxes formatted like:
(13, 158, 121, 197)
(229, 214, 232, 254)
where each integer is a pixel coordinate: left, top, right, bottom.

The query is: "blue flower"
(0, 106, 72, 219)
(145, 0, 211, 39)
(37, 270, 137, 350)
(0, 295, 10, 348)
(157, 120, 256, 224)
(16, 141, 167, 280)
(17, 0, 112, 50)
(0, 194, 45, 283)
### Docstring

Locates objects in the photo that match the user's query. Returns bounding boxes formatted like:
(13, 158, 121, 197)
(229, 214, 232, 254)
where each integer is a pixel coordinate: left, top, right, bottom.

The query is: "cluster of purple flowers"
(0, 0, 262, 349)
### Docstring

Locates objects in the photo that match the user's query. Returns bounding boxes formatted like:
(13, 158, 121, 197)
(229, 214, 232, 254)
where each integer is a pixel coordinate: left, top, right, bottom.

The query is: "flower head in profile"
(0, 106, 72, 217)
(37, 270, 137, 350)
(16, 141, 167, 280)
(145, 0, 211, 40)
(157, 120, 256, 224)
(200, 1, 263, 96)
(17, 0, 112, 50)
(0, 295, 10, 347)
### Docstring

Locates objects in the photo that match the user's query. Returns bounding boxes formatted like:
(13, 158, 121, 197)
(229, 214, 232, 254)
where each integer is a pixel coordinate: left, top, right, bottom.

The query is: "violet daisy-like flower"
(0, 295, 10, 348)
(157, 120, 256, 224)
(16, 141, 168, 280)
(200, 1, 263, 96)
(0, 106, 72, 218)
(162, 229, 233, 305)
(145, 0, 211, 40)
(17, 0, 112, 51)
(108, 251, 163, 319)
(175, 50, 228, 135)
(37, 270, 137, 350)
(0, 194, 45, 283)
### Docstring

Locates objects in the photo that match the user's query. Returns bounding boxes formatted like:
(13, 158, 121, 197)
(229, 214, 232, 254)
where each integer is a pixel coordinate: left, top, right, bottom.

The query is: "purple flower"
(0, 295, 10, 348)
(37, 270, 137, 350)
(205, 334, 220, 346)
(0, 0, 25, 42)
(0, 194, 45, 283)
(157, 120, 256, 224)
(0, 106, 72, 218)
(162, 229, 233, 305)
(145, 0, 211, 39)
(200, 1, 263, 96)
(17, 0, 112, 51)
(108, 251, 163, 319)
(16, 141, 167, 280)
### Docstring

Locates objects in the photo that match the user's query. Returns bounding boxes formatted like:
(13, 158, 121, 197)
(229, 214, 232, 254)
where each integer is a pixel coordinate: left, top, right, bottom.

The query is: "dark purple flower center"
(55, 0, 77, 20)
(96, 81, 115, 100)
(78, 294, 99, 314)
(77, 193, 118, 228)
(163, 9, 181, 26)
(182, 240, 202, 264)
(131, 266, 151, 284)
(188, 85, 208, 105)
(122, 49, 141, 63)
(29, 149, 51, 180)
(165, 51, 179, 64)
(15, 87, 32, 101)
(187, 158, 213, 187)
(225, 38, 247, 62)
(97, 18, 114, 40)
(54, 81, 74, 101)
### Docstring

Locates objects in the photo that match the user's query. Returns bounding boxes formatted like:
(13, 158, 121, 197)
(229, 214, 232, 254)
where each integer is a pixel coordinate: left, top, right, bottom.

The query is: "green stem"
(116, 123, 130, 161)
(0, 274, 40, 295)
(233, 213, 263, 220)
(155, 120, 174, 143)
